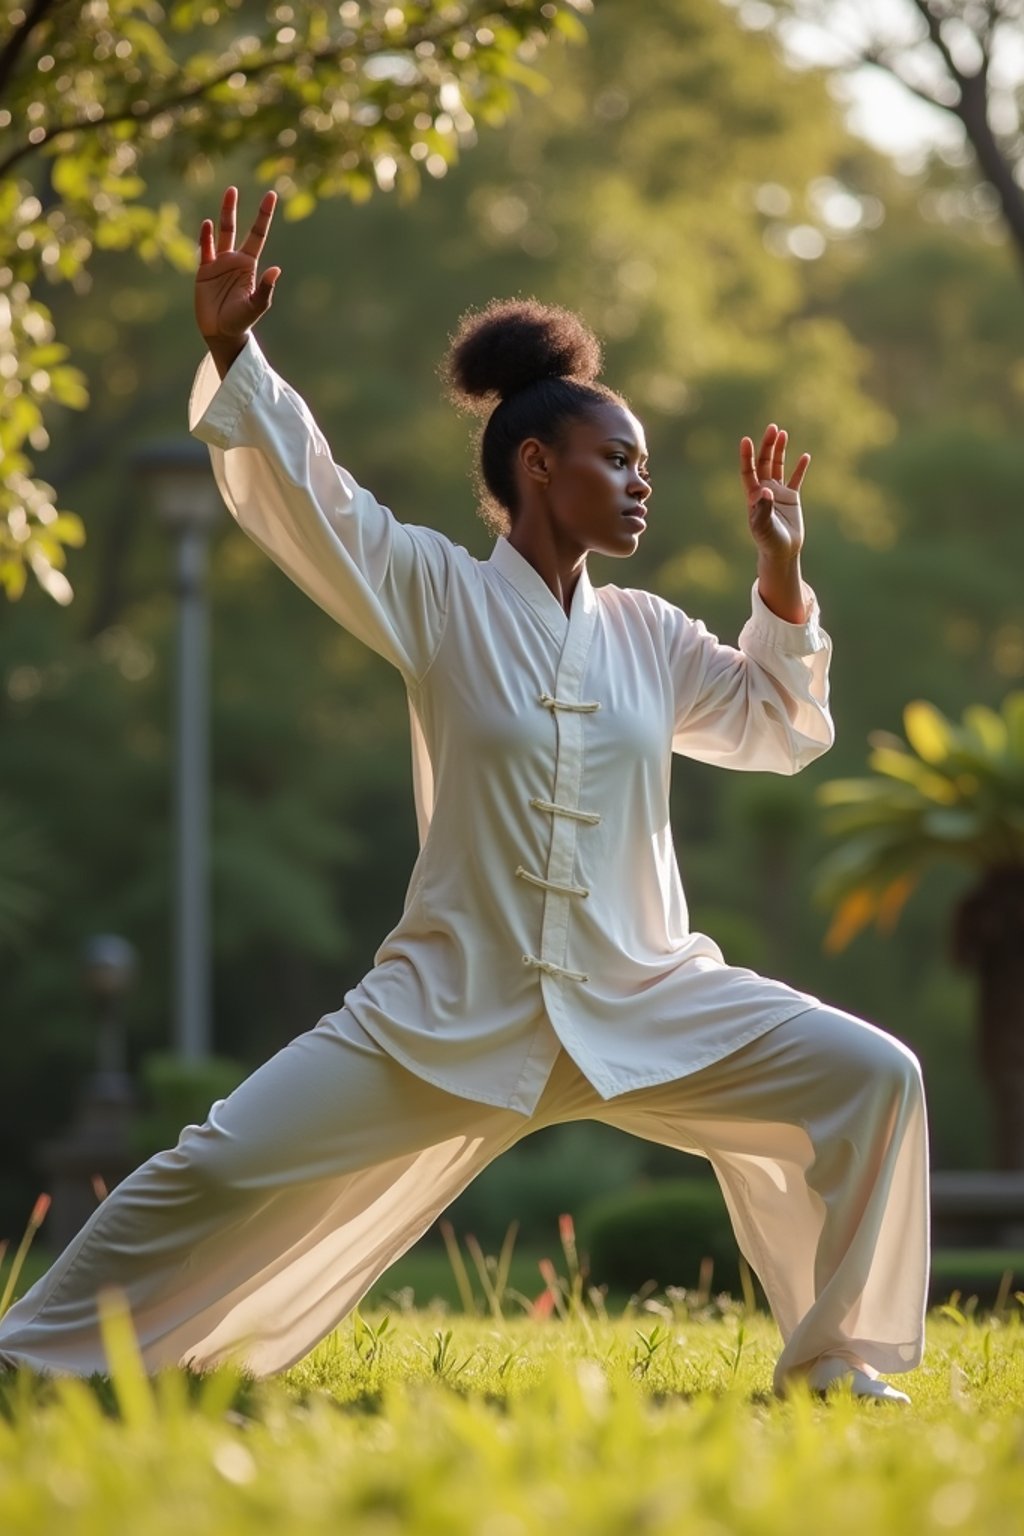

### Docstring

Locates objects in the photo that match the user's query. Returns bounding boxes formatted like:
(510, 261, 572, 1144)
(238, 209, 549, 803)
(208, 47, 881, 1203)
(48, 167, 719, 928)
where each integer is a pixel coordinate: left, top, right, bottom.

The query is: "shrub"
(579, 1178, 752, 1297)
(440, 1122, 649, 1247)
(129, 1053, 249, 1161)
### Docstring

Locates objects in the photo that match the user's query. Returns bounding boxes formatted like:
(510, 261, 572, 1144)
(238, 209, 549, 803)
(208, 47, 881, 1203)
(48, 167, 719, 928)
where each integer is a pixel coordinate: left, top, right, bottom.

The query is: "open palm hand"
(195, 186, 281, 343)
(739, 424, 809, 562)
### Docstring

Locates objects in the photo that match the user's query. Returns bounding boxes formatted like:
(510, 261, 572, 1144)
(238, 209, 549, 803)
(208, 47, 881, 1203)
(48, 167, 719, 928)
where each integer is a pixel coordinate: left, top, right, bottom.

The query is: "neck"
(506, 516, 588, 617)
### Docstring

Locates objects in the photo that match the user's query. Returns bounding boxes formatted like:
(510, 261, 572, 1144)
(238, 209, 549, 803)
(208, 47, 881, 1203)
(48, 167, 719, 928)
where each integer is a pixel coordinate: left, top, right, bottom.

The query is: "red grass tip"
(538, 1257, 558, 1286)
(30, 1193, 51, 1226)
(558, 1213, 576, 1244)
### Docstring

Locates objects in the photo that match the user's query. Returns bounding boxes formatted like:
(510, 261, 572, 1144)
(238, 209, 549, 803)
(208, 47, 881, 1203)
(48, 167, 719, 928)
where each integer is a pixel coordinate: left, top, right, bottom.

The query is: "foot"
(804, 1355, 911, 1405)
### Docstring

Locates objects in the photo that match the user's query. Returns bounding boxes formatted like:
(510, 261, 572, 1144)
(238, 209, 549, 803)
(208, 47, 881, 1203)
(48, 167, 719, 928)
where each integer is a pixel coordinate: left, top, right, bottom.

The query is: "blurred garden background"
(1, 0, 1022, 1300)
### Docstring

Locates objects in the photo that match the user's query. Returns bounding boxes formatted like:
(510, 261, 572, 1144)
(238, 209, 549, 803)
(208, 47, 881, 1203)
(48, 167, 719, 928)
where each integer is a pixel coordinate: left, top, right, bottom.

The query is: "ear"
(518, 437, 551, 486)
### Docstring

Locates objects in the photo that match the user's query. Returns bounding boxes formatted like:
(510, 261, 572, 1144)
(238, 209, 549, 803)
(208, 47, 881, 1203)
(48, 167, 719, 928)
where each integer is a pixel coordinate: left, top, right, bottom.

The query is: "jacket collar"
(488, 536, 596, 642)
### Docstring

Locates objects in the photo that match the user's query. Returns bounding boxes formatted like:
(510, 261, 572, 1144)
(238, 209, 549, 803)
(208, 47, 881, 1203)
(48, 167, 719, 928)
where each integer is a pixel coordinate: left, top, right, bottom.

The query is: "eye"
(609, 453, 628, 468)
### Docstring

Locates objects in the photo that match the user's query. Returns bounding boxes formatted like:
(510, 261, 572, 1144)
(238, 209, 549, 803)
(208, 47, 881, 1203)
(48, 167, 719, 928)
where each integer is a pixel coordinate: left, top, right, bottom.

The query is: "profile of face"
(515, 400, 651, 560)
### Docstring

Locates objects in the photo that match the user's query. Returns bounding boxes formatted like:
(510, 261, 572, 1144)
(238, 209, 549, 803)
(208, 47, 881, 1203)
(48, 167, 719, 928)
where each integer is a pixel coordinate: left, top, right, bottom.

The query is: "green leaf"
(49, 513, 87, 547)
(867, 748, 958, 804)
(283, 190, 318, 221)
(816, 777, 920, 808)
(903, 700, 955, 765)
(1003, 693, 1024, 763)
(0, 560, 27, 600)
(920, 807, 987, 843)
(51, 156, 92, 200)
(962, 704, 1007, 757)
(48, 368, 89, 409)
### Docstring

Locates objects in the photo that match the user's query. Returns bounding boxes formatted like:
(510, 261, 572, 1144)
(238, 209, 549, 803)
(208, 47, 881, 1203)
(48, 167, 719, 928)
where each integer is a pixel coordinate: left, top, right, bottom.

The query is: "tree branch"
(908, 0, 966, 86)
(0, 0, 518, 181)
(862, 46, 955, 112)
(0, 0, 68, 98)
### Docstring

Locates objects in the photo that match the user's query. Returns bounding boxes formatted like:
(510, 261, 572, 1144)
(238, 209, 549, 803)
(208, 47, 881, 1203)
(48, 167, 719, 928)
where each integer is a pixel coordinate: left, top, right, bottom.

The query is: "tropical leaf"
(1002, 693, 1024, 762)
(823, 887, 878, 954)
(814, 827, 932, 908)
(961, 704, 1008, 757)
(866, 747, 958, 804)
(816, 691, 1024, 948)
(875, 874, 919, 934)
(902, 700, 956, 765)
(919, 806, 989, 842)
(816, 777, 921, 807)
(820, 801, 926, 839)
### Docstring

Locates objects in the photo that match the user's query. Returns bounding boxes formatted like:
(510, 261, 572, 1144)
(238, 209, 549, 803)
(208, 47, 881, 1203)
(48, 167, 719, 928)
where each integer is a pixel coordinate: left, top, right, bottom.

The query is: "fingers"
(198, 186, 277, 269)
(216, 185, 238, 255)
(739, 436, 761, 499)
(742, 424, 810, 497)
(240, 189, 278, 261)
(248, 265, 282, 320)
(198, 218, 216, 266)
(771, 428, 786, 483)
(788, 452, 811, 492)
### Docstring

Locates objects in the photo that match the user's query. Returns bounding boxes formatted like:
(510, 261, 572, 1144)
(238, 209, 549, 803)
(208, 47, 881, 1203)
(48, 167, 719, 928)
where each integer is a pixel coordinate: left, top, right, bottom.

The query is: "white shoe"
(804, 1355, 911, 1405)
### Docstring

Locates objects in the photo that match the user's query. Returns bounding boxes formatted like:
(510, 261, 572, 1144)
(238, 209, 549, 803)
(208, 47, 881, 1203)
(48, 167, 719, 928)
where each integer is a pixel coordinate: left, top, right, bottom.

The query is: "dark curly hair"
(445, 298, 623, 533)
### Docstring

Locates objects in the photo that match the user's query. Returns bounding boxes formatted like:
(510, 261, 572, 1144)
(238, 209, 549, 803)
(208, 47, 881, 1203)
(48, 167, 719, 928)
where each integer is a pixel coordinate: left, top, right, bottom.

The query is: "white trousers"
(0, 1004, 929, 1394)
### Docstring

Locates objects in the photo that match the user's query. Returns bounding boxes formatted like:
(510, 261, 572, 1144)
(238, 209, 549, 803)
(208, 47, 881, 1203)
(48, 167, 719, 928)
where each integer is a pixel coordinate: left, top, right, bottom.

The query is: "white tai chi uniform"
(0, 340, 929, 1392)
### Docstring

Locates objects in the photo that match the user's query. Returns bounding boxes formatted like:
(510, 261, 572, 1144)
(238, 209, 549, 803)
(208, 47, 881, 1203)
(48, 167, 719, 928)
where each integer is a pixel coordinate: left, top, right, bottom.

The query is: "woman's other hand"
(195, 186, 281, 375)
(741, 423, 813, 622)
(739, 423, 809, 564)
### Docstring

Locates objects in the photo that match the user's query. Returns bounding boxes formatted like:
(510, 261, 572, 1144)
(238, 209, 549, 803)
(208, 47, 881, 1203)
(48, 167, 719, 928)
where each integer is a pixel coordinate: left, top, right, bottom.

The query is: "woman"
(0, 188, 928, 1402)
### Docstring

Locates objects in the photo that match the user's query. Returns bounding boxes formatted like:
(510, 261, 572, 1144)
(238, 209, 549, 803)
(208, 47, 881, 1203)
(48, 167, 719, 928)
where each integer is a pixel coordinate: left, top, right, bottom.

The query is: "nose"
(630, 472, 651, 502)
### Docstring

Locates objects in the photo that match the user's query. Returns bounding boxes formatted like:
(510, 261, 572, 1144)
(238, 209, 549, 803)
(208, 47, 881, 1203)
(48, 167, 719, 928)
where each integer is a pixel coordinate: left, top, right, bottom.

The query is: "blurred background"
(1, 0, 1022, 1301)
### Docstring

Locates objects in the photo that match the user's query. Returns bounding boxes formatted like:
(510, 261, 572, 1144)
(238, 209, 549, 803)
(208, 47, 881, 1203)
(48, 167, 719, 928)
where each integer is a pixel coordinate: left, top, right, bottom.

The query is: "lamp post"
(83, 933, 138, 1085)
(38, 935, 139, 1253)
(133, 440, 222, 1062)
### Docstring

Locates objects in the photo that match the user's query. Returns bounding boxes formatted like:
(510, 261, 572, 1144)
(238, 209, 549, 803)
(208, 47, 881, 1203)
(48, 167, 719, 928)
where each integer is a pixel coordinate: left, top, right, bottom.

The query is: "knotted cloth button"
(522, 954, 589, 983)
(537, 692, 601, 713)
(529, 797, 601, 826)
(514, 864, 590, 899)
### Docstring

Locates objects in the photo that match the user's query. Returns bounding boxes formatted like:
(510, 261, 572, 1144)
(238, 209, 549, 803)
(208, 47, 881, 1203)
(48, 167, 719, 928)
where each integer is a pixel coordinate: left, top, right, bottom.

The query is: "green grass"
(2, 1287, 1023, 1534)
(3, 1216, 1024, 1535)
(15, 1241, 1023, 1318)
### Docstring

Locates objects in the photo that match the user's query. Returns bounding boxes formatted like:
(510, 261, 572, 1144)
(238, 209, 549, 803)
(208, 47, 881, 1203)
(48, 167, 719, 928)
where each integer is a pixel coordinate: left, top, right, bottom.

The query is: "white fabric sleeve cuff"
(188, 335, 267, 448)
(744, 579, 827, 655)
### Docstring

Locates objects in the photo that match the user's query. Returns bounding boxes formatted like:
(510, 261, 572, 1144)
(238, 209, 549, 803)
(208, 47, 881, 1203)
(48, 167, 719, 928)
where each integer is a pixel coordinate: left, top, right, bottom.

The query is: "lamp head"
(132, 440, 222, 534)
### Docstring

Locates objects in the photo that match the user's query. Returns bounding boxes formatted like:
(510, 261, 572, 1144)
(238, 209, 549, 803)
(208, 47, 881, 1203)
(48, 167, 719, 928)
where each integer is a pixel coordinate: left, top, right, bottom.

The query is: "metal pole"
(174, 524, 210, 1061)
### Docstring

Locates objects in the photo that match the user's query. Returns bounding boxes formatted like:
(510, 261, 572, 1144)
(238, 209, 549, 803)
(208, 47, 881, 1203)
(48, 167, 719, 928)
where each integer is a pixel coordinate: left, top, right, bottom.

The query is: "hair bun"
(446, 298, 602, 414)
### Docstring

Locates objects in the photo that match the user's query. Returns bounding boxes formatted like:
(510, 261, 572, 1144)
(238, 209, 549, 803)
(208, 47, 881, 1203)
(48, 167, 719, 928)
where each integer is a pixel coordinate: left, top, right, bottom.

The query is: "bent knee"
(808, 1007, 925, 1110)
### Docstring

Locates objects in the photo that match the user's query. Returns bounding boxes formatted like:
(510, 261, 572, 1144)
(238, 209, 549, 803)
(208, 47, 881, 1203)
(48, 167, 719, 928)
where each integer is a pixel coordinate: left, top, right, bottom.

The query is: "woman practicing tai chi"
(0, 187, 928, 1402)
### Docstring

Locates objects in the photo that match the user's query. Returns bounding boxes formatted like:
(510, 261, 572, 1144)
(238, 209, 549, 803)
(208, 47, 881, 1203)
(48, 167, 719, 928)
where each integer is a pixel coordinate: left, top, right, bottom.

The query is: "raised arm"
(664, 420, 832, 774)
(189, 188, 450, 683)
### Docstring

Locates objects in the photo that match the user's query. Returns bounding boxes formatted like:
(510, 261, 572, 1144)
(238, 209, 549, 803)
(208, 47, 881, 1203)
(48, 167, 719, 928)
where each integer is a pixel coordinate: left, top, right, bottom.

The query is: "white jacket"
(190, 338, 834, 1114)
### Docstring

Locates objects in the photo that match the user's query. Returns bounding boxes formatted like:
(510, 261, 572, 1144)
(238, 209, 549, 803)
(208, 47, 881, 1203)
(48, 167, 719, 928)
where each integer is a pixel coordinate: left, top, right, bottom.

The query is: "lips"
(621, 507, 647, 521)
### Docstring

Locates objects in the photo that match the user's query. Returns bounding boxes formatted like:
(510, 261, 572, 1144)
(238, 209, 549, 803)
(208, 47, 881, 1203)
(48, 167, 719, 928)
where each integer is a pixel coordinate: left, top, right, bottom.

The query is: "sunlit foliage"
(0, 0, 592, 600)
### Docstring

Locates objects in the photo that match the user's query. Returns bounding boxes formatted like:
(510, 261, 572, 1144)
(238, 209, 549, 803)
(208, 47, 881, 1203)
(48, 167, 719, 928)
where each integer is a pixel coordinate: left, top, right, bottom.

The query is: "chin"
(599, 534, 642, 559)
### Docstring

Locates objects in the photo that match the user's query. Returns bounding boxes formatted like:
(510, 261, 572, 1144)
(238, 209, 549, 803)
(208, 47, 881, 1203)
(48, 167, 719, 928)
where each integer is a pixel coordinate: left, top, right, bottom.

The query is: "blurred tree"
(4, 0, 1022, 1234)
(0, 0, 591, 602)
(816, 693, 1024, 1167)
(747, 0, 1024, 269)
(0, 0, 904, 1231)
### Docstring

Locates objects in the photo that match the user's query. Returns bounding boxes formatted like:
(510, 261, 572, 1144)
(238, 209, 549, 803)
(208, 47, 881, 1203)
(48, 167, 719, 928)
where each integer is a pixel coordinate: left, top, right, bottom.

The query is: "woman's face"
(521, 400, 652, 560)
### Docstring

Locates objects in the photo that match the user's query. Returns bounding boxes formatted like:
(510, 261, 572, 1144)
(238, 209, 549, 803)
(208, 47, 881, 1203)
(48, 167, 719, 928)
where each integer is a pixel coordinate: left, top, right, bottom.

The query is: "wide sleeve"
(188, 336, 450, 684)
(665, 582, 834, 774)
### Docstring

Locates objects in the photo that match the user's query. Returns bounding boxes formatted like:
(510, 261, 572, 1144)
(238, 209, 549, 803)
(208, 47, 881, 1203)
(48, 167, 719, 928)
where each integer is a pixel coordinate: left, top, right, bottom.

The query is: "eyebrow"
(605, 436, 649, 461)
